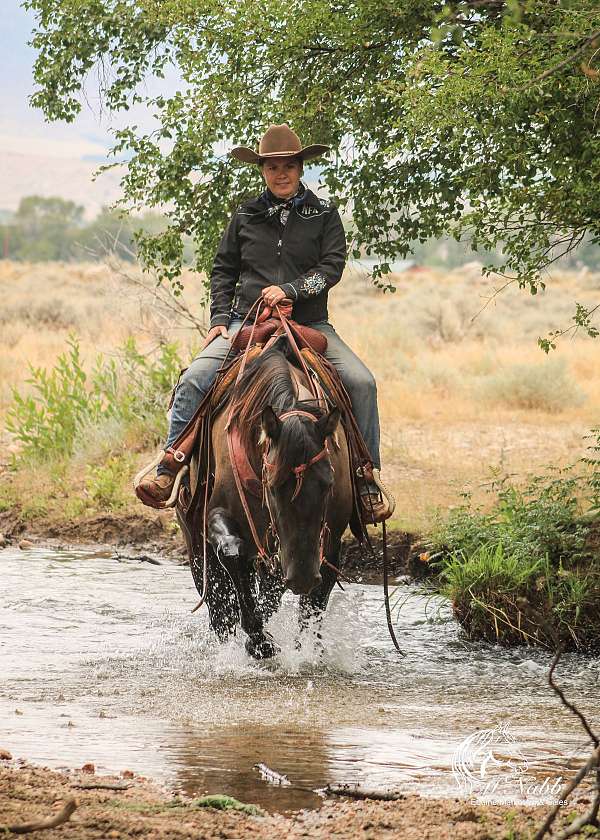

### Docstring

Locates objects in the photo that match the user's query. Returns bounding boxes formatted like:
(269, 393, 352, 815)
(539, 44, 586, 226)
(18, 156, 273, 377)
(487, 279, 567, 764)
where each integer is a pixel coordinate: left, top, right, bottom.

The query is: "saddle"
(232, 315, 327, 356)
(133, 302, 385, 532)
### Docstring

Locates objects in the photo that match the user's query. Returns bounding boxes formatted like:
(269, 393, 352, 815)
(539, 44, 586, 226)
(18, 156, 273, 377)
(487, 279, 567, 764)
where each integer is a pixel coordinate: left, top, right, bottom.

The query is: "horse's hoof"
(245, 632, 279, 660)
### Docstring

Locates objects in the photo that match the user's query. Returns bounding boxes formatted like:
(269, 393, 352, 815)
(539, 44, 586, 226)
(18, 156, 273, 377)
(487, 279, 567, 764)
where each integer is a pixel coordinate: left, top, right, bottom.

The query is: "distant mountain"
(0, 149, 125, 217)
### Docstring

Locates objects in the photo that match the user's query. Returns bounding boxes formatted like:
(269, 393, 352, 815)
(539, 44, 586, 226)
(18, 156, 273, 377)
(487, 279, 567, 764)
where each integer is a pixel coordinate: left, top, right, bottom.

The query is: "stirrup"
(372, 468, 396, 518)
(133, 450, 189, 509)
(357, 466, 396, 519)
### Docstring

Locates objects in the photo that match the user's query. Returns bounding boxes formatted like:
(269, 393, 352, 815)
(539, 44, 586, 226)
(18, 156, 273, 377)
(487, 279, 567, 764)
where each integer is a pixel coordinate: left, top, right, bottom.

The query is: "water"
(1, 547, 598, 811)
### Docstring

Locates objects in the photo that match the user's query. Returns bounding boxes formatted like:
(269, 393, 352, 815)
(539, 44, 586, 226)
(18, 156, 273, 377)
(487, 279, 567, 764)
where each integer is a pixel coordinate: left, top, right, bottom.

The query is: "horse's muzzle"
(283, 572, 322, 595)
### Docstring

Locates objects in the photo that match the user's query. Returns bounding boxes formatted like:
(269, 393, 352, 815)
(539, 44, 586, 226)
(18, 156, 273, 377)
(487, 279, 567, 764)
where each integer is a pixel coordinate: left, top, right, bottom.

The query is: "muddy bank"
(0, 505, 418, 580)
(0, 760, 590, 840)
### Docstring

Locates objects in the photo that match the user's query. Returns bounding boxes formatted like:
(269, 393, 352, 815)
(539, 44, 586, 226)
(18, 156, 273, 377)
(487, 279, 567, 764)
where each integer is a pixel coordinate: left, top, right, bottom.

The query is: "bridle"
(262, 409, 329, 501)
(260, 408, 338, 579)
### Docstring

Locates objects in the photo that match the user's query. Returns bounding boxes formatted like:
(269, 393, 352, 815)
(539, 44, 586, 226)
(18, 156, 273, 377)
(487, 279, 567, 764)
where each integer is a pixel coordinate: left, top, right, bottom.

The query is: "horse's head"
(260, 404, 340, 595)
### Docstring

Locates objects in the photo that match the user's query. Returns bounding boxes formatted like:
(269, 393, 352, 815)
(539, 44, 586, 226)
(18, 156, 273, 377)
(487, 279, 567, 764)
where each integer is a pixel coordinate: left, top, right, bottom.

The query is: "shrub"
(476, 358, 584, 413)
(6, 335, 185, 462)
(86, 456, 133, 511)
(426, 464, 600, 650)
(6, 336, 120, 460)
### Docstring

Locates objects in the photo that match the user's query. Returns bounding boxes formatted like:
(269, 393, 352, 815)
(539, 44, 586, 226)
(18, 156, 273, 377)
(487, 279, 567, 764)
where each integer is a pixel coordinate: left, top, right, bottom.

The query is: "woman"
(139, 124, 389, 522)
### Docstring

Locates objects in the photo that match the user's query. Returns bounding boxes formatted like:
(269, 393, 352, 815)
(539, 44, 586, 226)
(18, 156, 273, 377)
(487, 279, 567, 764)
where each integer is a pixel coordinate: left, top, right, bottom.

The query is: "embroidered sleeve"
(278, 206, 347, 303)
(297, 270, 328, 296)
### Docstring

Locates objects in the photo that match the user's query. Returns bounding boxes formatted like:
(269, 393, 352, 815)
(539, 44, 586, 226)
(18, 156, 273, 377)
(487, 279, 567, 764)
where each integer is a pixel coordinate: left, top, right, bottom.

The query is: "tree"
(24, 0, 600, 338)
(12, 195, 84, 260)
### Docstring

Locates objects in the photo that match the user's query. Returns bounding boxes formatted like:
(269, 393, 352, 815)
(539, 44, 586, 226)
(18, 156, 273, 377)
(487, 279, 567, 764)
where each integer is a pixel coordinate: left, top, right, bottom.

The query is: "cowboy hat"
(229, 123, 330, 164)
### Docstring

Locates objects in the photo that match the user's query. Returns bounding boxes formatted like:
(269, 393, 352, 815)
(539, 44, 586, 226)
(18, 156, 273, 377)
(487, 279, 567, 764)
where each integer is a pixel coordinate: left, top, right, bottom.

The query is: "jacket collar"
(240, 183, 322, 217)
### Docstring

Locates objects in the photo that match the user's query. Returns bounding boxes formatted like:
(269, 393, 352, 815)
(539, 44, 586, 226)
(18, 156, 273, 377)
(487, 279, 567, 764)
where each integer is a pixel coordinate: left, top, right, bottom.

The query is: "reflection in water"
(1, 547, 598, 811)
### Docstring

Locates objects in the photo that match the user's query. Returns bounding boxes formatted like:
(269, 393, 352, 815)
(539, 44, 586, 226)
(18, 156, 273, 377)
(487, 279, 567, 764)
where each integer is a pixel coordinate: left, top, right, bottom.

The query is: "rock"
(81, 763, 95, 774)
(0, 533, 7, 547)
(18, 539, 34, 550)
(0, 749, 12, 760)
(14, 709, 23, 716)
(121, 769, 134, 779)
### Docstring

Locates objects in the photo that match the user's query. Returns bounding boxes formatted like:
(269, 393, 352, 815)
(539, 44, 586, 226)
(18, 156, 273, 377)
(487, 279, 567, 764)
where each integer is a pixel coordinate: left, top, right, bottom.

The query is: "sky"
(0, 3, 325, 213)
(0, 2, 175, 161)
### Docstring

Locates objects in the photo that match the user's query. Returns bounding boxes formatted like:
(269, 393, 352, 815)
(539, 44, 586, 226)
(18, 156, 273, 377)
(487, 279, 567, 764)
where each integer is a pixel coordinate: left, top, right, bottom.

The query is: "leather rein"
(190, 297, 398, 652)
(223, 300, 343, 580)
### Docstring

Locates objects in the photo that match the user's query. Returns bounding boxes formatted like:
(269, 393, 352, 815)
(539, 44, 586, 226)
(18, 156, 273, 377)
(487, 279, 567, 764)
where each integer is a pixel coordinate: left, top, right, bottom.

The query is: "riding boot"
(136, 472, 177, 508)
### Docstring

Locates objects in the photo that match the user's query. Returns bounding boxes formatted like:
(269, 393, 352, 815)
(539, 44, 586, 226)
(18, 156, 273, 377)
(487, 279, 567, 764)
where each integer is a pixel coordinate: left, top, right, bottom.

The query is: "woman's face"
(261, 157, 302, 199)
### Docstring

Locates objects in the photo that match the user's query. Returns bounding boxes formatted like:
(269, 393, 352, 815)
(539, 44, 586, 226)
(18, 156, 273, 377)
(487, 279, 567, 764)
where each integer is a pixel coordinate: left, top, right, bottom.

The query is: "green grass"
(426, 459, 600, 650)
(2, 335, 187, 524)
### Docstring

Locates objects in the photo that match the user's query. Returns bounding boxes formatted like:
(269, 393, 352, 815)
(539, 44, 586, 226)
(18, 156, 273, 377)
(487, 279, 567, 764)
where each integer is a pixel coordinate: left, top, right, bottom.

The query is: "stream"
(1, 546, 598, 811)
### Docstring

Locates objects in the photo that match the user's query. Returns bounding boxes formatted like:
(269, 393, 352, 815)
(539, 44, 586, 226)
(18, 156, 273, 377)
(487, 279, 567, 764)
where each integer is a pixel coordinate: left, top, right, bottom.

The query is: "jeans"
(160, 318, 381, 472)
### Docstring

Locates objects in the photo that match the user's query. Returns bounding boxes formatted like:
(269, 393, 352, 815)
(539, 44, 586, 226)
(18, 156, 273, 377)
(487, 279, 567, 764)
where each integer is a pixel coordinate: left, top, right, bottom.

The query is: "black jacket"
(209, 185, 347, 327)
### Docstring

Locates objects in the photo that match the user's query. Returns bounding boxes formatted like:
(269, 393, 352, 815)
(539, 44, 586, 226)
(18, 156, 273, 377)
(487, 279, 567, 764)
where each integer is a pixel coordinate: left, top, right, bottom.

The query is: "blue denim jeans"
(160, 318, 381, 472)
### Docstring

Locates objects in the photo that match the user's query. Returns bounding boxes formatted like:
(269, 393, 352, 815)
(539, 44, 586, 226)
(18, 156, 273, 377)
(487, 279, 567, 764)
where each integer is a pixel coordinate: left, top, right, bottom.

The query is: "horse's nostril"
(284, 574, 322, 595)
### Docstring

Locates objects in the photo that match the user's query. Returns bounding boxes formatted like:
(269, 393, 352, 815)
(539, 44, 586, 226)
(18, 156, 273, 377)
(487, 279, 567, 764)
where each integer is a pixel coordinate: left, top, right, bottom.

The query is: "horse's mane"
(230, 348, 323, 486)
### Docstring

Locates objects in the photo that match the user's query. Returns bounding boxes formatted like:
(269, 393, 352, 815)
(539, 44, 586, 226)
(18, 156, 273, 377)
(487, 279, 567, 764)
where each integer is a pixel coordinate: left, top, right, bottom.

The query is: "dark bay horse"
(202, 345, 353, 659)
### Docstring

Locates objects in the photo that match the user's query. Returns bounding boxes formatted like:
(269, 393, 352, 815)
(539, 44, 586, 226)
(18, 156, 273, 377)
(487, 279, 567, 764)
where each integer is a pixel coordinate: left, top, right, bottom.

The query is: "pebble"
(18, 539, 34, 550)
(81, 763, 95, 774)
(0, 533, 7, 547)
(121, 769, 135, 779)
(0, 749, 12, 760)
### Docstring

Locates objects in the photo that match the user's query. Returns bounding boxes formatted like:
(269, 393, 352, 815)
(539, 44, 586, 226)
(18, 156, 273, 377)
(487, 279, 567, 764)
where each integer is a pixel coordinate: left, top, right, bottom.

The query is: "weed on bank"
(426, 446, 600, 651)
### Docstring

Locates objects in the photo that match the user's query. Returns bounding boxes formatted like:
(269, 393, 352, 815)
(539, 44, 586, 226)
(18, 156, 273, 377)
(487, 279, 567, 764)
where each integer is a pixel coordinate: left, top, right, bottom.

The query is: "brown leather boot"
(136, 473, 176, 508)
(359, 481, 392, 525)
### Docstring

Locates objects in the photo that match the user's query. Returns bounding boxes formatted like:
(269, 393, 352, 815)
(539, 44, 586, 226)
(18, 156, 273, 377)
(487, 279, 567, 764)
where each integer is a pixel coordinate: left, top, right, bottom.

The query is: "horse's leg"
(204, 544, 240, 642)
(298, 537, 342, 645)
(207, 506, 278, 659)
(256, 567, 286, 624)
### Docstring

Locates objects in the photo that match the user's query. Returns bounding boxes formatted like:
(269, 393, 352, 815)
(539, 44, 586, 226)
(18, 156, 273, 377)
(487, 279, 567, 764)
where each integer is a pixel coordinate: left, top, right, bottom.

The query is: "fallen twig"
(71, 780, 132, 791)
(324, 784, 405, 801)
(1, 797, 77, 834)
(254, 762, 291, 786)
(516, 599, 600, 840)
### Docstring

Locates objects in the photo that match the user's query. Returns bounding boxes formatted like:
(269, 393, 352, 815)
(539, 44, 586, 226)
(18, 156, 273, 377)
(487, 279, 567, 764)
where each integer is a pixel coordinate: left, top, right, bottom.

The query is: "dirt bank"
(0, 505, 419, 580)
(0, 760, 591, 840)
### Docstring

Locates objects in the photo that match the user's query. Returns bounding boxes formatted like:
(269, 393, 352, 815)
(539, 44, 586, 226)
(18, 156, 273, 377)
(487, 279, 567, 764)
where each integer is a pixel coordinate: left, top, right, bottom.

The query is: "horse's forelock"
(230, 349, 323, 481)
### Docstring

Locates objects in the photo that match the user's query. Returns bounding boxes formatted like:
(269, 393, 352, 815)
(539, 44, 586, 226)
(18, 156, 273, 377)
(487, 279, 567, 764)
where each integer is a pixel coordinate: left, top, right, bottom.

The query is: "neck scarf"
(263, 182, 307, 225)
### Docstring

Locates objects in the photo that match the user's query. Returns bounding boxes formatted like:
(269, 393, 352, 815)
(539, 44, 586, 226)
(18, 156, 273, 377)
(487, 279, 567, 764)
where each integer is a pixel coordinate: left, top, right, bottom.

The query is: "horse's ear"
(316, 407, 340, 441)
(260, 405, 281, 442)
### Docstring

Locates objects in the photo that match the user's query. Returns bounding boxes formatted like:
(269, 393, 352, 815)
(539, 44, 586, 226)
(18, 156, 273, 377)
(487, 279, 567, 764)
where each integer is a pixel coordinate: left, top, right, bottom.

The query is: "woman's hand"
(201, 324, 229, 349)
(261, 285, 288, 307)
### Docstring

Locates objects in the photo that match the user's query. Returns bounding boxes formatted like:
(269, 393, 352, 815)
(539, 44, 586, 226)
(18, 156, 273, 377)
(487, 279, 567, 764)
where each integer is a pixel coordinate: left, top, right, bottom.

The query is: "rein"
(262, 409, 329, 501)
(191, 297, 399, 653)
(224, 301, 338, 577)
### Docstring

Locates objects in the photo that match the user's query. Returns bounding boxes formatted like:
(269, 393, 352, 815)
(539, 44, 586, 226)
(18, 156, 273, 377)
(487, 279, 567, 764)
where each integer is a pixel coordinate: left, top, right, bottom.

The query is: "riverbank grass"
(427, 462, 600, 651)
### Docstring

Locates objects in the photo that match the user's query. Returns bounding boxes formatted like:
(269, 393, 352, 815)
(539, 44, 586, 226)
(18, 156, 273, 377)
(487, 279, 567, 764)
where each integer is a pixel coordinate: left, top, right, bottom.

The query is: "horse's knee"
(207, 507, 245, 560)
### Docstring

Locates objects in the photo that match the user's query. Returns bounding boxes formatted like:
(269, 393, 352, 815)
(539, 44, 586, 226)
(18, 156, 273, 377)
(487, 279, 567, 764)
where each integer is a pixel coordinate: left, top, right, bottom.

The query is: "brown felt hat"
(230, 123, 330, 164)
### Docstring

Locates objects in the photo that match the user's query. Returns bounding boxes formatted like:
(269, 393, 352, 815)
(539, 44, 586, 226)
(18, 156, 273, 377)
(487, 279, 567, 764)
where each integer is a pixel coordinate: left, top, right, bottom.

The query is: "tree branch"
(1, 797, 77, 834)
(508, 30, 600, 92)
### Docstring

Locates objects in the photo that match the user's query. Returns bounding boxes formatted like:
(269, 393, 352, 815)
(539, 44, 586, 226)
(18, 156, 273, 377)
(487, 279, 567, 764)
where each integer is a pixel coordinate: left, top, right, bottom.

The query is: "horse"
(195, 343, 353, 659)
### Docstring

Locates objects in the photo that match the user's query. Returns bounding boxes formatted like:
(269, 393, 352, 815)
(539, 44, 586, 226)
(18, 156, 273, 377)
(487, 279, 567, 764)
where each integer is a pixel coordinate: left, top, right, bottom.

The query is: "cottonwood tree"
(25, 0, 600, 342)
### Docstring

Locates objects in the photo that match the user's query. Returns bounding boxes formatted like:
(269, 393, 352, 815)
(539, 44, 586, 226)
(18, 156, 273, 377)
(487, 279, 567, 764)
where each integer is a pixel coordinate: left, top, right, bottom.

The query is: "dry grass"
(1, 259, 599, 532)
